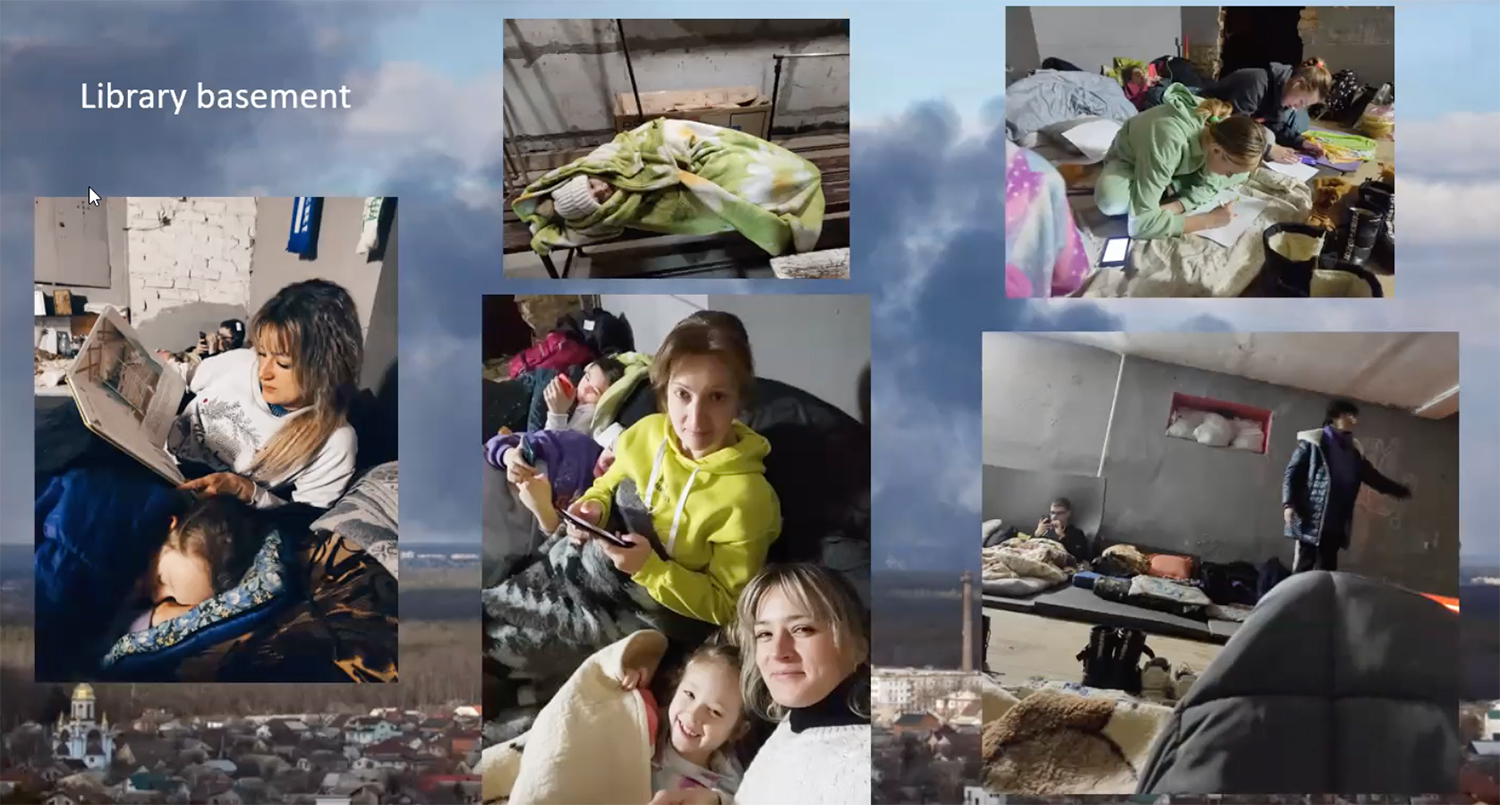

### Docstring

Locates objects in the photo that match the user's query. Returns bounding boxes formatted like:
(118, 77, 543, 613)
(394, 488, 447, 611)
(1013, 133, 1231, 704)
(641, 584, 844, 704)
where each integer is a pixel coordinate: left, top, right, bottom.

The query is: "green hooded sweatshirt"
(1105, 83, 1254, 239)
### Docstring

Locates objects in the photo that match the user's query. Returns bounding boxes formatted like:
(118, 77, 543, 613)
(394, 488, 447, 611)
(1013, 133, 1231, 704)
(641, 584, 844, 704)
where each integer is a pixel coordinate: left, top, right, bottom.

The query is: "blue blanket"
(35, 464, 183, 679)
(1005, 69, 1139, 141)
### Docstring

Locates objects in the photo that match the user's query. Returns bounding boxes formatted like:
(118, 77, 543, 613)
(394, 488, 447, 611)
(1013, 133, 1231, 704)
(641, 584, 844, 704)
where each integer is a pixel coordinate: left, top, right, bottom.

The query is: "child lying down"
(479, 629, 747, 804)
(513, 118, 826, 258)
(122, 495, 263, 635)
(485, 427, 609, 534)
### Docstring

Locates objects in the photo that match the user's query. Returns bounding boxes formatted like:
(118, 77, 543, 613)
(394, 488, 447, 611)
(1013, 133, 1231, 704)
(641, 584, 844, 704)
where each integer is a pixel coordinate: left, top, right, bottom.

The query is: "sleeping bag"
(34, 465, 185, 680)
(162, 464, 401, 683)
(101, 531, 299, 678)
(81, 465, 398, 683)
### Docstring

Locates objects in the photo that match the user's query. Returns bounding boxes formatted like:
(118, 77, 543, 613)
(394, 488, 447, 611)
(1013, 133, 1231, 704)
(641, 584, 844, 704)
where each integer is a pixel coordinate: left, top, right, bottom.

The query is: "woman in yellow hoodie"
(565, 311, 782, 628)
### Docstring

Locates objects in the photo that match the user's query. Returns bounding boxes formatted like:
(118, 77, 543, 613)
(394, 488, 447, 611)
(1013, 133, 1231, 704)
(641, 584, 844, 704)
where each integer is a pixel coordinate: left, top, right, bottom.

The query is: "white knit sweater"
(732, 720, 871, 805)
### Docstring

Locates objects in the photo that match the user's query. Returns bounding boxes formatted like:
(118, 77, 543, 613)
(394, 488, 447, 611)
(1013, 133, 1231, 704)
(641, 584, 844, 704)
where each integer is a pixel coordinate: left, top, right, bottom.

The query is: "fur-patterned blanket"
(482, 478, 713, 745)
(982, 537, 1075, 597)
(182, 464, 400, 682)
(982, 678, 1173, 795)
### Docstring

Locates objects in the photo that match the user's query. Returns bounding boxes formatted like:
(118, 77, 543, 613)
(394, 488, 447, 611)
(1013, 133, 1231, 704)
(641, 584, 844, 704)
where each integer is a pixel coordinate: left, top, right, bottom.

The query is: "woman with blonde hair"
(1094, 85, 1268, 240)
(170, 279, 363, 509)
(1200, 58, 1334, 164)
(483, 311, 780, 745)
(649, 562, 871, 805)
(560, 311, 781, 628)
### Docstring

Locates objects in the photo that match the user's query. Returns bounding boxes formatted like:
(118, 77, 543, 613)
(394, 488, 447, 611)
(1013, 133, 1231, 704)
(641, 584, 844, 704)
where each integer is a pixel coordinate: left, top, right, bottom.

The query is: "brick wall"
(126, 197, 257, 323)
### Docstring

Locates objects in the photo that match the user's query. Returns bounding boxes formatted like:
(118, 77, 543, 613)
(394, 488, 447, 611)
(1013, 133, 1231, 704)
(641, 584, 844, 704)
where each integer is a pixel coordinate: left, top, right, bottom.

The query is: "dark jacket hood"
(1137, 570, 1461, 795)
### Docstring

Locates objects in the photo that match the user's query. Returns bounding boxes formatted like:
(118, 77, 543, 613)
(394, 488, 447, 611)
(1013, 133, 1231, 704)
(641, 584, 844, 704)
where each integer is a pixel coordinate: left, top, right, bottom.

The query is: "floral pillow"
(102, 532, 287, 665)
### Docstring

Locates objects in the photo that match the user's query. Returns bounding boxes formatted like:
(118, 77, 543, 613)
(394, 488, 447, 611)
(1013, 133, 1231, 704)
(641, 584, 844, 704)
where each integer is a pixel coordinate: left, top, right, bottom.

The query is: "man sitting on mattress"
(1035, 497, 1092, 563)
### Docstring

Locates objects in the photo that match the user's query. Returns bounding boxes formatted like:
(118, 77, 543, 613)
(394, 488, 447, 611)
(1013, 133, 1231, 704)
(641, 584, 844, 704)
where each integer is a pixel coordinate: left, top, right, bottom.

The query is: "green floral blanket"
(513, 119, 825, 256)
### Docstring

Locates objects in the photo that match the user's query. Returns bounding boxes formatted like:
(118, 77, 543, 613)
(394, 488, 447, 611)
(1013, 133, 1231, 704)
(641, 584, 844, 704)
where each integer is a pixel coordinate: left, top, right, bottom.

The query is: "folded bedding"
(1125, 575, 1213, 620)
(513, 118, 825, 257)
(1205, 603, 1254, 622)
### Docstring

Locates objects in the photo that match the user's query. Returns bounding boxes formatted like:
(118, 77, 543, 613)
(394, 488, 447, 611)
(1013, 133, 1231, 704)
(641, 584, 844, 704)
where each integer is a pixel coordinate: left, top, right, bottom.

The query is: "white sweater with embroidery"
(730, 720, 872, 805)
(167, 349, 357, 509)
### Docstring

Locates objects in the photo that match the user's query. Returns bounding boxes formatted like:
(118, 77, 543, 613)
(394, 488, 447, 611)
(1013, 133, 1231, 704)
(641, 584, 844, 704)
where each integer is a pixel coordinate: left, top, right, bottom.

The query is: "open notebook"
(65, 307, 186, 484)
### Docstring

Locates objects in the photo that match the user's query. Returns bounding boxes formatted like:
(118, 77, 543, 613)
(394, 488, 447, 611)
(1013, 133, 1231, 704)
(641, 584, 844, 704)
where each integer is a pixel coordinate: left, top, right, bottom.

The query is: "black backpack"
(1150, 55, 1206, 89)
(556, 308, 634, 358)
(1323, 69, 1365, 117)
(1077, 626, 1154, 693)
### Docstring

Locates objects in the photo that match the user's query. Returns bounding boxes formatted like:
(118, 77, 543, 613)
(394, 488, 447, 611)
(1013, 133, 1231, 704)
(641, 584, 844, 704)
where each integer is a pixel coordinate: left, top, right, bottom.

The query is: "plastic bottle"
(1358, 84, 1394, 139)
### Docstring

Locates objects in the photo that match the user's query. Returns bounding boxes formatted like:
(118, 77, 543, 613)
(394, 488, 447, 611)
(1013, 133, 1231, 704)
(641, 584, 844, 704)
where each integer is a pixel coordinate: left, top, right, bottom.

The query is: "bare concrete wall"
(599, 293, 869, 420)
(248, 197, 390, 353)
(1005, 8, 1043, 83)
(981, 334, 1120, 476)
(982, 464, 1107, 539)
(981, 334, 1459, 595)
(505, 19, 849, 149)
(1300, 6, 1395, 87)
(1028, 6, 1183, 74)
(1180, 6, 1223, 76)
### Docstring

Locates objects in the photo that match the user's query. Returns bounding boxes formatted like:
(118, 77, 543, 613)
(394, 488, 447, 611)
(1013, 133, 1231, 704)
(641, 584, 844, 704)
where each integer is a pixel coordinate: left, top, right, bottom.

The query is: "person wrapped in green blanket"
(513, 118, 826, 257)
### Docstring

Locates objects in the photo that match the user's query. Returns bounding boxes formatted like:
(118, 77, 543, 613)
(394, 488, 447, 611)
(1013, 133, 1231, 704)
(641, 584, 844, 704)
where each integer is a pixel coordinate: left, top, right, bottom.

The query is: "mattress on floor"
(982, 587, 1043, 612)
(1028, 583, 1237, 643)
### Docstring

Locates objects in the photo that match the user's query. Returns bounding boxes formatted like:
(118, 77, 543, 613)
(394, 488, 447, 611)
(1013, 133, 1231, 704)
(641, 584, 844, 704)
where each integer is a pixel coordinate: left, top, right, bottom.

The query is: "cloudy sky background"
(2, 2, 1497, 577)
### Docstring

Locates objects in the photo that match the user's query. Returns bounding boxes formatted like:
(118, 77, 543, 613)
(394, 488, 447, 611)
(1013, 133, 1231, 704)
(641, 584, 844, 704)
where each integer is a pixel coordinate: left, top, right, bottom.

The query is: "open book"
(65, 307, 186, 484)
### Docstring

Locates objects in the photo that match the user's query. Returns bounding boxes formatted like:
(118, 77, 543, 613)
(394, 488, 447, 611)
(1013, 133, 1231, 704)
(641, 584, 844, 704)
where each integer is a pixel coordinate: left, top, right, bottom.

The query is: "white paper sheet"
(1186, 188, 1242, 215)
(1262, 160, 1319, 183)
(1059, 119, 1123, 163)
(1193, 197, 1270, 248)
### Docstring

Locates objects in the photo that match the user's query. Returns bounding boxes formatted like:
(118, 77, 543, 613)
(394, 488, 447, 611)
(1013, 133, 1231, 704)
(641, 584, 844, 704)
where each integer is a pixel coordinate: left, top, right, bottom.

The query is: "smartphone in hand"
(559, 507, 632, 548)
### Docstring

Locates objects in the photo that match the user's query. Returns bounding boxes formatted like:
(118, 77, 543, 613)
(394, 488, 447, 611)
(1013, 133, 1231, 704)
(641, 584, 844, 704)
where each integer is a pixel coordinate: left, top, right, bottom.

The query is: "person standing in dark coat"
(1282, 398, 1412, 573)
(1199, 58, 1332, 164)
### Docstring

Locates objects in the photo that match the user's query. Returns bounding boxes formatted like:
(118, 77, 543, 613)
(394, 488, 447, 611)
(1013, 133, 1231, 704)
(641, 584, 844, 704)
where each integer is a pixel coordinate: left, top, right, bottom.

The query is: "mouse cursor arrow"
(87, 188, 101, 206)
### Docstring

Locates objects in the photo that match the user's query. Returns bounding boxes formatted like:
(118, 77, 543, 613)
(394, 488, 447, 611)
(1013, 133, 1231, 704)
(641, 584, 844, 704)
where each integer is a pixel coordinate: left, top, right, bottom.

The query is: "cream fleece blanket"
(479, 630, 667, 804)
(982, 676, 1173, 795)
(982, 537, 1074, 597)
(1082, 167, 1314, 298)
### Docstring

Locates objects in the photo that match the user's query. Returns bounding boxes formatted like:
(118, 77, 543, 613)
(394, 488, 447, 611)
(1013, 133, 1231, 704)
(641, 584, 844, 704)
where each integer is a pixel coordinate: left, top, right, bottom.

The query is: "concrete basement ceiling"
(1040, 332, 1460, 418)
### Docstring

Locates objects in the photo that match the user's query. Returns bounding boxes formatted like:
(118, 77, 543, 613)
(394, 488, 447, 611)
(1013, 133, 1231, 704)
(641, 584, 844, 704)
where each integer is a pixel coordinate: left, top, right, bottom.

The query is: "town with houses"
(872, 668, 984, 805)
(0, 684, 482, 805)
(395, 551, 479, 570)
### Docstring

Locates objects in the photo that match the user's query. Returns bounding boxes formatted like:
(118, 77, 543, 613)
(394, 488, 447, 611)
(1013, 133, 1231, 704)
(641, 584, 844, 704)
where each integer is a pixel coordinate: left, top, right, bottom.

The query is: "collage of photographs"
(3, 5, 1496, 805)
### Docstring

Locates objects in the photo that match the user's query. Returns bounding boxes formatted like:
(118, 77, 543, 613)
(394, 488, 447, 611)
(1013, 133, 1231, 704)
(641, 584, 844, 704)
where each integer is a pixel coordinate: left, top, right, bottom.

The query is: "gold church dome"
(72, 683, 95, 701)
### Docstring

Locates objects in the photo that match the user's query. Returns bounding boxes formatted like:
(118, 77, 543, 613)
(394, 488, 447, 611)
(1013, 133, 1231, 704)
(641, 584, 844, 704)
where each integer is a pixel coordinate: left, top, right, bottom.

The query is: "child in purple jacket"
(485, 428, 605, 533)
